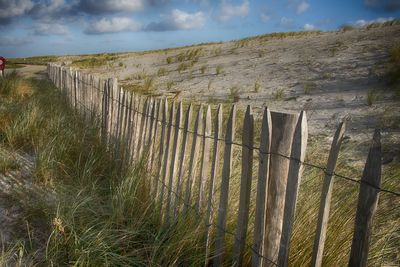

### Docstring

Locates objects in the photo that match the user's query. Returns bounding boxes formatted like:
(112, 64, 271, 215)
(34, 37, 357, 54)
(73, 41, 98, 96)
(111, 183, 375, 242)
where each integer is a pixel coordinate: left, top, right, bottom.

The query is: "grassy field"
(0, 71, 399, 266)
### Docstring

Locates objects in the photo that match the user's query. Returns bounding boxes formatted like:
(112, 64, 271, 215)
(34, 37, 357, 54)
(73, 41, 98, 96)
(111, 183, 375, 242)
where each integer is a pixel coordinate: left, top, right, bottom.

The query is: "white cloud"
(146, 9, 205, 31)
(34, 23, 69, 35)
(218, 0, 249, 22)
(85, 17, 142, 34)
(355, 17, 394, 27)
(303, 23, 316, 31)
(0, 0, 34, 23)
(279, 17, 294, 28)
(296, 1, 309, 14)
(170, 9, 205, 30)
(260, 12, 271, 23)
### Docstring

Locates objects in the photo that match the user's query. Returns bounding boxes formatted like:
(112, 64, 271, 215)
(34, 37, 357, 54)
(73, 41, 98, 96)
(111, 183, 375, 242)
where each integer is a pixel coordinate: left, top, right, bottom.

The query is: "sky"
(0, 0, 399, 58)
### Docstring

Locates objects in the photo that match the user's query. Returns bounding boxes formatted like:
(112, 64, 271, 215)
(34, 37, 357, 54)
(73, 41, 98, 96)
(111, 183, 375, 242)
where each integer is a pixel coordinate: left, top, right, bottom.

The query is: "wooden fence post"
(183, 105, 203, 214)
(278, 111, 308, 266)
(153, 99, 167, 199)
(233, 105, 254, 266)
(136, 98, 149, 160)
(204, 104, 223, 267)
(174, 104, 193, 218)
(159, 101, 175, 220)
(252, 107, 272, 267)
(149, 99, 161, 174)
(348, 129, 381, 267)
(197, 105, 212, 212)
(263, 111, 299, 267)
(311, 121, 346, 267)
(165, 102, 183, 225)
(214, 104, 236, 267)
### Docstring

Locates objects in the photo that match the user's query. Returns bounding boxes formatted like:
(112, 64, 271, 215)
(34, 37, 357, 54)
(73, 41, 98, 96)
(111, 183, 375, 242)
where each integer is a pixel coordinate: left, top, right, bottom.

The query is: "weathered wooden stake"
(233, 105, 254, 267)
(214, 105, 236, 267)
(349, 129, 381, 267)
(311, 121, 346, 267)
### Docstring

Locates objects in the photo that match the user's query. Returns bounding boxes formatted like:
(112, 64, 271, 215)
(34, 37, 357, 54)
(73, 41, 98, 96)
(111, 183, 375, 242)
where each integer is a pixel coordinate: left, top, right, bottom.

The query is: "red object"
(0, 56, 5, 71)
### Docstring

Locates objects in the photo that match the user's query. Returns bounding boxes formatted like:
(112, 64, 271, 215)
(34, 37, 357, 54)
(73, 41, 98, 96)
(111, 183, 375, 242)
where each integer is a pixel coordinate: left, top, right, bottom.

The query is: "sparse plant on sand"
(258, 49, 266, 58)
(272, 87, 285, 100)
(303, 81, 317, 94)
(213, 47, 222, 57)
(166, 81, 175, 90)
(229, 86, 240, 102)
(207, 80, 213, 91)
(200, 65, 207, 74)
(366, 89, 379, 106)
(157, 67, 168, 77)
(143, 76, 155, 92)
(177, 63, 189, 73)
(216, 65, 223, 75)
(166, 56, 173, 64)
(254, 80, 261, 93)
(133, 71, 147, 80)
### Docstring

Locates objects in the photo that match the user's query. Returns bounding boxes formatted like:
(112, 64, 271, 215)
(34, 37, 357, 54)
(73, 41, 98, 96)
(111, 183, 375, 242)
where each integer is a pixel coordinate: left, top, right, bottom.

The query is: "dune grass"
(0, 75, 207, 266)
(0, 73, 399, 266)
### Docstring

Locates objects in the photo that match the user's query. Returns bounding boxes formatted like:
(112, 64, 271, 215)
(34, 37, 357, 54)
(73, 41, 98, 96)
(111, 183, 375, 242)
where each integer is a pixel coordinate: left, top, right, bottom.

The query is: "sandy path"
(5, 64, 47, 79)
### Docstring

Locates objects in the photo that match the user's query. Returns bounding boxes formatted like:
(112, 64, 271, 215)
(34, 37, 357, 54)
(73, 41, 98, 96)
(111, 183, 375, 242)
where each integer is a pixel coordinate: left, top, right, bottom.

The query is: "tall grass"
(1, 74, 399, 266)
(0, 76, 207, 265)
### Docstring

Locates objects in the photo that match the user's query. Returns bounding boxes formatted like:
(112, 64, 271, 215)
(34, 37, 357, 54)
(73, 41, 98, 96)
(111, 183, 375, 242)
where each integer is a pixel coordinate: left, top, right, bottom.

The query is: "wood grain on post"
(153, 99, 167, 199)
(159, 101, 175, 220)
(147, 99, 158, 170)
(124, 92, 134, 163)
(165, 102, 183, 225)
(197, 105, 212, 212)
(233, 105, 254, 267)
(263, 111, 299, 267)
(349, 129, 381, 267)
(174, 104, 192, 218)
(252, 107, 272, 267)
(214, 104, 236, 267)
(183, 105, 203, 214)
(311, 121, 346, 267)
(121, 91, 131, 167)
(131, 95, 141, 161)
(136, 98, 148, 161)
(142, 98, 153, 159)
(278, 111, 308, 267)
(150, 99, 161, 174)
(204, 104, 222, 267)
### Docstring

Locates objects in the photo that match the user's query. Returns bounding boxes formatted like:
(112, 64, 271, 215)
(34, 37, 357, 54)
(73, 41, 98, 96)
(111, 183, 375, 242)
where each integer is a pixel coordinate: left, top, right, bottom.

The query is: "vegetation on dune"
(388, 46, 400, 95)
(0, 73, 399, 266)
(0, 75, 206, 265)
(8, 55, 59, 65)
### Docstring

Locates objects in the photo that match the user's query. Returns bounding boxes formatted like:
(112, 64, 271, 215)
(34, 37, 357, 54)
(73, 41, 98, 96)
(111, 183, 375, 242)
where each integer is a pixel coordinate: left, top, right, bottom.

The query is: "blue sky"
(0, 0, 399, 58)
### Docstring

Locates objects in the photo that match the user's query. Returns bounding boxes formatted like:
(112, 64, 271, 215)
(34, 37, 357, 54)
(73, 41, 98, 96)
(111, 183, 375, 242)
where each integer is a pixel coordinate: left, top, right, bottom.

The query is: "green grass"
(157, 67, 168, 77)
(216, 65, 223, 75)
(1, 74, 399, 266)
(303, 81, 317, 94)
(388, 46, 400, 92)
(0, 76, 207, 266)
(177, 63, 189, 73)
(366, 89, 379, 106)
(0, 70, 20, 96)
(254, 80, 261, 93)
(229, 86, 240, 102)
(272, 87, 285, 100)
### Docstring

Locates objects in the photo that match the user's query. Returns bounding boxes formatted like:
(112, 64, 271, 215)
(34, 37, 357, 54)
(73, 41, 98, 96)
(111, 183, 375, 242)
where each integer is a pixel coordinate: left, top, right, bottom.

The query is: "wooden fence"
(48, 63, 384, 267)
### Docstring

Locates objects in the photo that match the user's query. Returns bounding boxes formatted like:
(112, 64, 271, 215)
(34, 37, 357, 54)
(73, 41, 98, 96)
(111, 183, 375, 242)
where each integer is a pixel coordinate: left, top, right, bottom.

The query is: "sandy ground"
(4, 64, 47, 79)
(62, 25, 400, 152)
